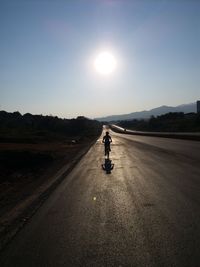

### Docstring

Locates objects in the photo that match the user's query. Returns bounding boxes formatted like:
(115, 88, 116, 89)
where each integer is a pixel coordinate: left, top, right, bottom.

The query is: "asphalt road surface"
(1, 129, 200, 267)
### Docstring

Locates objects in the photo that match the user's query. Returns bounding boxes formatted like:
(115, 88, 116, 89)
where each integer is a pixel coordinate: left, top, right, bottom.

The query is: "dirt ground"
(0, 141, 89, 218)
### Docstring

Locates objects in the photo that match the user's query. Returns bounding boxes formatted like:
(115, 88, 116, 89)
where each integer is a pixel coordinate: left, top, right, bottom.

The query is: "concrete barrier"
(110, 124, 200, 141)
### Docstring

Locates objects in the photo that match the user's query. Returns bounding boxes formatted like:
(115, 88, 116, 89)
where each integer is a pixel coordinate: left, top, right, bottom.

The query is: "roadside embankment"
(110, 124, 200, 141)
(0, 137, 100, 251)
(0, 111, 102, 250)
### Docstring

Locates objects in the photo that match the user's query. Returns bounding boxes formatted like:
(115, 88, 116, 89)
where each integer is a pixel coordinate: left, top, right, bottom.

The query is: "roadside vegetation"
(117, 112, 200, 132)
(0, 111, 102, 217)
(0, 111, 101, 143)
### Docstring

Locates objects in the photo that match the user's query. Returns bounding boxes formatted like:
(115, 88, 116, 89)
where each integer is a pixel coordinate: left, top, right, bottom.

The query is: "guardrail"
(110, 124, 200, 141)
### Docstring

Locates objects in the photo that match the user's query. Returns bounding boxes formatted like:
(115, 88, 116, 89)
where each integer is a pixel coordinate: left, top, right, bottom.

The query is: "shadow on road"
(102, 159, 114, 174)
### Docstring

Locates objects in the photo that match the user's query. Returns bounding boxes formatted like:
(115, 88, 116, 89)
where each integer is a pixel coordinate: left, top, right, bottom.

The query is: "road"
(1, 129, 200, 267)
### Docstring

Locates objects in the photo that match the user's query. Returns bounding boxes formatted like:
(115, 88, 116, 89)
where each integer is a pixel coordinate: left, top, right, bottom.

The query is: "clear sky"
(0, 0, 200, 118)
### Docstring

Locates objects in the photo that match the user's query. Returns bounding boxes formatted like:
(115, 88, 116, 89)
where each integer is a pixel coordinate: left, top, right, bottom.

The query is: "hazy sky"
(1, 0, 200, 118)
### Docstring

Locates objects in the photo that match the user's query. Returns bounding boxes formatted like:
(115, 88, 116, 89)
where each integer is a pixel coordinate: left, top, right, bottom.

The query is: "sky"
(0, 0, 200, 118)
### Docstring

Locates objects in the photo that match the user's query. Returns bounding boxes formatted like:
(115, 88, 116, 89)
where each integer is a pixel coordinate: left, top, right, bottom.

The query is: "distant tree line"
(0, 111, 102, 142)
(117, 112, 200, 132)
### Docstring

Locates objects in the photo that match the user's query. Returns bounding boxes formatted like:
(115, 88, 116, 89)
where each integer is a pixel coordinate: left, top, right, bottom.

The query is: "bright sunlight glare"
(94, 51, 117, 75)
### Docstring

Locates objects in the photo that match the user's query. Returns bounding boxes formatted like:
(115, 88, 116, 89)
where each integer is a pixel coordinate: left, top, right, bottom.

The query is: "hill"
(96, 103, 196, 122)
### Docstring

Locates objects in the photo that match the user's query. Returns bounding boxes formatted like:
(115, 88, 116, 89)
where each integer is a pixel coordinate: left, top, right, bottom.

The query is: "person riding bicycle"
(102, 131, 112, 156)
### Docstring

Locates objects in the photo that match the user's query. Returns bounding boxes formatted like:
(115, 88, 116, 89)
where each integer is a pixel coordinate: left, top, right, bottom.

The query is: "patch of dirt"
(0, 141, 86, 218)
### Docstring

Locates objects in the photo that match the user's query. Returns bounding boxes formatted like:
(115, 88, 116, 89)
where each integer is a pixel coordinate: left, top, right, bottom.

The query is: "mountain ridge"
(96, 102, 196, 122)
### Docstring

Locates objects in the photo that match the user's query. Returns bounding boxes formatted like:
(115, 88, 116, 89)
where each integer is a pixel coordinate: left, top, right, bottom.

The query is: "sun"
(94, 51, 117, 75)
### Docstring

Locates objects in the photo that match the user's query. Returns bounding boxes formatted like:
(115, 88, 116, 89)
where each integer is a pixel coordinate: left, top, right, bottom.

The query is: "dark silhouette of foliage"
(0, 111, 102, 142)
(118, 112, 200, 132)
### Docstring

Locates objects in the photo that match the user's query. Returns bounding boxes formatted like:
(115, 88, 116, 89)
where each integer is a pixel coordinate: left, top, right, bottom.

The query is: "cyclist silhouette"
(102, 131, 112, 156)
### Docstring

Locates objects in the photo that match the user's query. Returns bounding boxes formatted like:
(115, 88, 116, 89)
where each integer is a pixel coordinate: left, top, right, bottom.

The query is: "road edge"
(0, 136, 99, 252)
